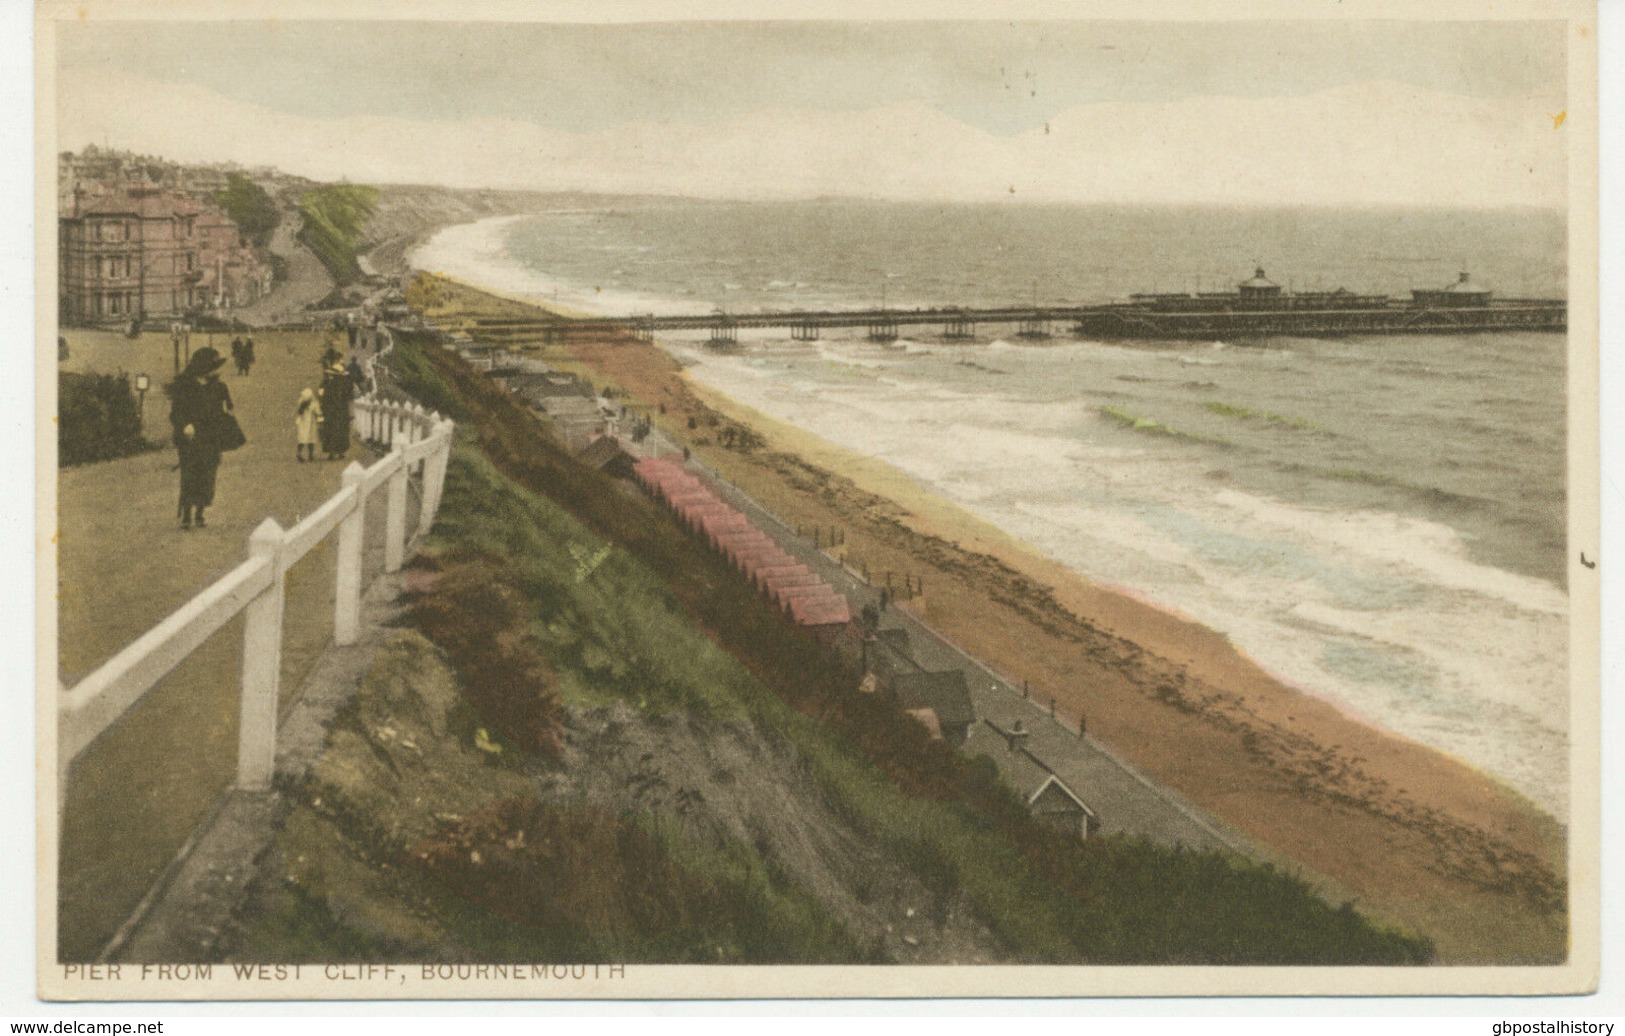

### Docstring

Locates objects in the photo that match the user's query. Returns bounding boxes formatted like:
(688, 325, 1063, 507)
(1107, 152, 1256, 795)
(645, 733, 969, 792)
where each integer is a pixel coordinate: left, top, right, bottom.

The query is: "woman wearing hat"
(318, 355, 354, 460)
(167, 346, 235, 530)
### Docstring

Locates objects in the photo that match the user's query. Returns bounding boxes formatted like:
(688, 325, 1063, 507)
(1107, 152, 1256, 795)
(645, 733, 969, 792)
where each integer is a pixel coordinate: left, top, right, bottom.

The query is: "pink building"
(58, 185, 269, 325)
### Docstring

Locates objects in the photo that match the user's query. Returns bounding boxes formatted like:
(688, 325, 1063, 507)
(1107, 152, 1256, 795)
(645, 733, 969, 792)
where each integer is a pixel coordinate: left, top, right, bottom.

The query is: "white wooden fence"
(57, 394, 455, 805)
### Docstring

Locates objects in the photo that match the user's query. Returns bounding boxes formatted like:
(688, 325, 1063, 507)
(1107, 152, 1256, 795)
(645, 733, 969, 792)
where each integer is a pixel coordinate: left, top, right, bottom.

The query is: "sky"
(54, 18, 1571, 208)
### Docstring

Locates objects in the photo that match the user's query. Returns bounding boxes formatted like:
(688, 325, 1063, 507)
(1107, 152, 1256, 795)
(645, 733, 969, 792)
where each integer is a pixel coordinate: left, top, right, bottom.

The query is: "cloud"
(58, 70, 1564, 209)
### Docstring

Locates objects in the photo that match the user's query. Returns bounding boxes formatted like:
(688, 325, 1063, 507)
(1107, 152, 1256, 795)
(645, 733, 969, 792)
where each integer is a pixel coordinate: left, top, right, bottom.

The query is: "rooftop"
(1238, 266, 1280, 290)
(892, 669, 974, 727)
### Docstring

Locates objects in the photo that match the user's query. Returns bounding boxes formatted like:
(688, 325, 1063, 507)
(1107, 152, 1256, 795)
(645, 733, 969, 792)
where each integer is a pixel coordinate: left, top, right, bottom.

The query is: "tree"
(212, 173, 279, 249)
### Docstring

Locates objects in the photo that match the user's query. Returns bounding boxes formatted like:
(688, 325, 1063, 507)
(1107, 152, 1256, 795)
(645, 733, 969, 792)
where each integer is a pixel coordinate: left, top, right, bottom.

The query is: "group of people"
(230, 335, 256, 376)
(166, 335, 370, 530)
(297, 347, 361, 463)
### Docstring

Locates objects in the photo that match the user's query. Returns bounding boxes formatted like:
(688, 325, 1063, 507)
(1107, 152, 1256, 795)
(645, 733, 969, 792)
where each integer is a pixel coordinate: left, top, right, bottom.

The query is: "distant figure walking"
(318, 357, 354, 460)
(231, 336, 247, 375)
(295, 387, 322, 463)
(167, 346, 235, 530)
(241, 335, 255, 375)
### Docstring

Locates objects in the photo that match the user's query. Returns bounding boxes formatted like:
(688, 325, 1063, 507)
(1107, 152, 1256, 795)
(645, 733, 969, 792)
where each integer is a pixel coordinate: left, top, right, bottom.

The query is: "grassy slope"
(296, 185, 380, 285)
(380, 333, 1431, 965)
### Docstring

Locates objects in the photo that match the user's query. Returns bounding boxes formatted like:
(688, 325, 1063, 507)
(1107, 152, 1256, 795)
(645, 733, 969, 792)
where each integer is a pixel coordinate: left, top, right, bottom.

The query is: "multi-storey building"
(58, 185, 269, 325)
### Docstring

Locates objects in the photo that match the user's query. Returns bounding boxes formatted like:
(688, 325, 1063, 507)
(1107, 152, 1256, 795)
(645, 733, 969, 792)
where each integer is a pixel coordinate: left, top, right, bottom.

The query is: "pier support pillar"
(708, 319, 738, 349)
(867, 318, 898, 343)
(1017, 317, 1051, 339)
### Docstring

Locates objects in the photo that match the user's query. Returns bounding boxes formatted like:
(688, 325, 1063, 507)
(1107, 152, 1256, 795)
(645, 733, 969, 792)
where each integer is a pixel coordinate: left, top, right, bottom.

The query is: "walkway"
(56, 325, 368, 961)
(230, 207, 335, 327)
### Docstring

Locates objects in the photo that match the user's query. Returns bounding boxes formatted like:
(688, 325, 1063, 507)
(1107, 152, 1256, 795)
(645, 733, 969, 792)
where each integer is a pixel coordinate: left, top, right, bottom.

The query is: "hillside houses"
(972, 718, 1100, 842)
(852, 626, 975, 747)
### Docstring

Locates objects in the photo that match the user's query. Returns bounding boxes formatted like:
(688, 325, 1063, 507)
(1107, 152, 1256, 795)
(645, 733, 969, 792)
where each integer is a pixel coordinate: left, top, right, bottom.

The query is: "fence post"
(410, 404, 427, 451)
(418, 425, 450, 538)
(431, 420, 454, 519)
(334, 464, 367, 646)
(237, 518, 287, 792)
(383, 403, 396, 448)
(385, 445, 409, 573)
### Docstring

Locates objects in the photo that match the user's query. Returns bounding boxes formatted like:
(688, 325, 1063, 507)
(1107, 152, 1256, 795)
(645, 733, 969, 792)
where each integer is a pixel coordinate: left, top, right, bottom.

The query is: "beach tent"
(787, 594, 852, 627)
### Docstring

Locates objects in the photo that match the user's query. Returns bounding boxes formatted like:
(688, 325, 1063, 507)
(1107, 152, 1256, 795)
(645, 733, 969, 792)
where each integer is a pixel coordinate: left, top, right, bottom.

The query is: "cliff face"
(361, 185, 691, 275)
(359, 185, 559, 275)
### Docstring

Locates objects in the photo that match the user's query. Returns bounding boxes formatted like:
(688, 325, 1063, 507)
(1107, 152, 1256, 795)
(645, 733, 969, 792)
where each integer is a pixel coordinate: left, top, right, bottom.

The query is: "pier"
(462, 296, 1565, 347)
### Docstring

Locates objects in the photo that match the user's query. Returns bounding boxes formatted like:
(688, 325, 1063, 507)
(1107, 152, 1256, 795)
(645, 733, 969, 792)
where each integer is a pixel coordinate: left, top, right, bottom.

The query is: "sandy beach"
(410, 273, 1566, 964)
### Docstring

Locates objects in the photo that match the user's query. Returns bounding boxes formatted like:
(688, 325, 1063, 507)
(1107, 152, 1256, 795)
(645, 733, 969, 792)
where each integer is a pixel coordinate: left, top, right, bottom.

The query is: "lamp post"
(134, 372, 150, 431)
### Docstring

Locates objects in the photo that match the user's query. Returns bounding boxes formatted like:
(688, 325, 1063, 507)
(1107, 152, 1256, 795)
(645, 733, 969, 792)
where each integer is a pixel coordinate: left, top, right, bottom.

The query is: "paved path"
(109, 568, 413, 964)
(231, 207, 335, 327)
(56, 326, 377, 960)
(689, 454, 1259, 856)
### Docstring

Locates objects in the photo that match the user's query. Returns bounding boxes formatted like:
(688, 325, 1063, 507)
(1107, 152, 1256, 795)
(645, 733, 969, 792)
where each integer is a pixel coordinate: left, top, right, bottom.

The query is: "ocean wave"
(410, 216, 715, 318)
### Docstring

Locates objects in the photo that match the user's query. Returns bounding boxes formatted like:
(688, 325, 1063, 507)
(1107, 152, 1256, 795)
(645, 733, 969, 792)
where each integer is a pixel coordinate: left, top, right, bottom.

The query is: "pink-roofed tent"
(676, 499, 732, 526)
(752, 564, 814, 589)
(732, 545, 794, 577)
(696, 508, 750, 534)
(718, 534, 779, 564)
(774, 583, 840, 610)
(652, 484, 699, 505)
(663, 489, 716, 514)
(759, 569, 823, 596)
(720, 546, 777, 573)
(788, 594, 852, 626)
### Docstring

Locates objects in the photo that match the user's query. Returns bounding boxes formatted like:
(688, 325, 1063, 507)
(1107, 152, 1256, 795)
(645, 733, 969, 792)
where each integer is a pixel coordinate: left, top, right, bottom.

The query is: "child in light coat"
(295, 387, 322, 462)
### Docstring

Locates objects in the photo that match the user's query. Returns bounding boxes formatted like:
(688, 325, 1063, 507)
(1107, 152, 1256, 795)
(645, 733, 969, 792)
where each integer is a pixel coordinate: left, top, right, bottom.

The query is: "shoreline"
(412, 269, 1567, 964)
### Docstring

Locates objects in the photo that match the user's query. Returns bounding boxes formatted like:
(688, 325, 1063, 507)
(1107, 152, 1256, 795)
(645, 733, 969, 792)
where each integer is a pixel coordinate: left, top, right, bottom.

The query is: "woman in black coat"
(167, 346, 234, 530)
(318, 358, 354, 460)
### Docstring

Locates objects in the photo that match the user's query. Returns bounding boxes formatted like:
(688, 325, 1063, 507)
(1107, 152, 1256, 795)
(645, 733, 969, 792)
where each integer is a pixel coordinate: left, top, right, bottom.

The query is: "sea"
(411, 200, 1571, 819)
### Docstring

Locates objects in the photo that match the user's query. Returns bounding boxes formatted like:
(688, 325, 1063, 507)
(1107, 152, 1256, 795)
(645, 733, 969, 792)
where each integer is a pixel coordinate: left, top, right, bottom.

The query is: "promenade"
(56, 325, 369, 961)
(687, 456, 1261, 857)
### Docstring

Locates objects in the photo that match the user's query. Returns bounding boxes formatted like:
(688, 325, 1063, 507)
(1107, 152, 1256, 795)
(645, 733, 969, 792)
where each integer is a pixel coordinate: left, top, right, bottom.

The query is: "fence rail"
(58, 380, 455, 808)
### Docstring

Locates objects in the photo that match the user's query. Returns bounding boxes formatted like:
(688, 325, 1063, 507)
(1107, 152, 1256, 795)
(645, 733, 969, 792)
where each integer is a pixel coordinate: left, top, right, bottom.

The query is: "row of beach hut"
(633, 456, 852, 627)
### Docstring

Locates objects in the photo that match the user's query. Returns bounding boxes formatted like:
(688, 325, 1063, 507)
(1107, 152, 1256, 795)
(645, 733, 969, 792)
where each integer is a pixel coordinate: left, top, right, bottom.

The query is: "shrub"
(408, 799, 862, 962)
(410, 559, 564, 757)
(59, 372, 154, 467)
